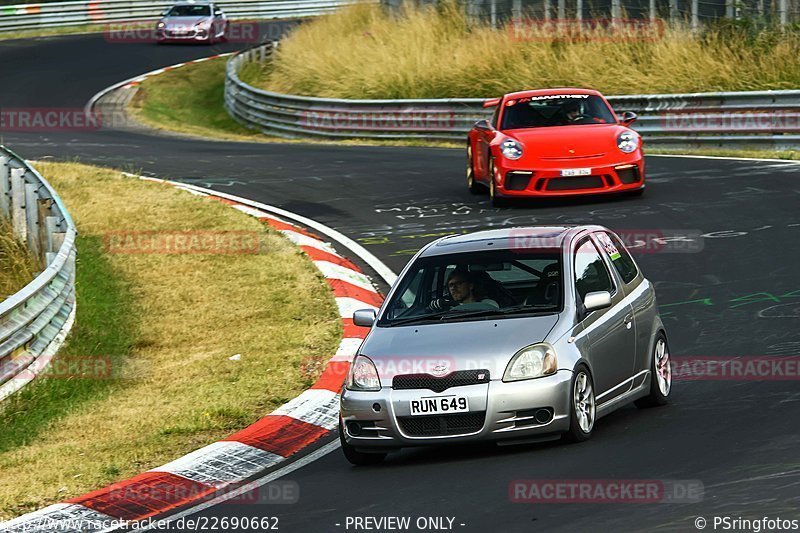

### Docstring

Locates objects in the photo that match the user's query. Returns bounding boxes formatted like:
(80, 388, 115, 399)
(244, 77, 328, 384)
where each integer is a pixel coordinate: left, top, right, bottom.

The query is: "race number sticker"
(598, 233, 622, 261)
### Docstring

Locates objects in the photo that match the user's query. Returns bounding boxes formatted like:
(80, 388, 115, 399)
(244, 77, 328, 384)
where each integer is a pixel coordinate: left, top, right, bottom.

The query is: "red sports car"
(466, 88, 644, 206)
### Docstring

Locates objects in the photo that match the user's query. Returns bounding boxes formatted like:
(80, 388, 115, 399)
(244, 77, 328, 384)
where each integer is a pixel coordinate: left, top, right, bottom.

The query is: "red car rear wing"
(483, 97, 501, 108)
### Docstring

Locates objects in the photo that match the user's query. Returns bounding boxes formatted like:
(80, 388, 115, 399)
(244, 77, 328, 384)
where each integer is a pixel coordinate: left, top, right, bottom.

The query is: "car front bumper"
(157, 28, 212, 42)
(493, 156, 645, 197)
(340, 369, 573, 449)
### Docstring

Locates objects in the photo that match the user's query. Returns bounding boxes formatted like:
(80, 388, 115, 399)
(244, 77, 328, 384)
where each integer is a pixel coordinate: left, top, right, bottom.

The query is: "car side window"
(491, 105, 501, 128)
(597, 232, 638, 285)
(574, 239, 614, 302)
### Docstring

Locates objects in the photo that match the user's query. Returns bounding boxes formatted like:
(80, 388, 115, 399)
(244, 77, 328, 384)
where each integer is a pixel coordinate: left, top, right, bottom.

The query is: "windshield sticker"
(598, 233, 622, 260)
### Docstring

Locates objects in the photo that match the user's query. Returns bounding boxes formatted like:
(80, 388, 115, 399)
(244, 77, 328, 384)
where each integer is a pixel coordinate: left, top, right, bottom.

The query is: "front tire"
(339, 419, 387, 465)
(466, 144, 483, 194)
(635, 333, 671, 408)
(563, 365, 595, 443)
(488, 159, 509, 207)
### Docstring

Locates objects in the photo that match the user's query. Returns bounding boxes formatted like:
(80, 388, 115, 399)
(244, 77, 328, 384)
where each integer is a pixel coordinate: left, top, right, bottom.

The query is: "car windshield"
(378, 249, 563, 326)
(500, 94, 615, 130)
(167, 4, 211, 17)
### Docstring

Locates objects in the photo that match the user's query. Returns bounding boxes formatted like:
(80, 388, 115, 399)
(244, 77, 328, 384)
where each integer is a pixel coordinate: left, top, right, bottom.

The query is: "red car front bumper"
(493, 157, 645, 198)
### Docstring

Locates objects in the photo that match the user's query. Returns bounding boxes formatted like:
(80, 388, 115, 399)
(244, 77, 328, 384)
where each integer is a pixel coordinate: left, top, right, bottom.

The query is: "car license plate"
(410, 395, 469, 416)
(561, 168, 591, 176)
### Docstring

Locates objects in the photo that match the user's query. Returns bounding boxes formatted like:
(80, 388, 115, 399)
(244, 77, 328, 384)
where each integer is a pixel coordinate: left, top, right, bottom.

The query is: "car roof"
(502, 88, 603, 100)
(419, 225, 607, 256)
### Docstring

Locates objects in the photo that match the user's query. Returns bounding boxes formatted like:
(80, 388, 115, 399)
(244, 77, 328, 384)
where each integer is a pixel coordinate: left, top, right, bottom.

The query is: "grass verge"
(0, 217, 40, 300)
(129, 57, 266, 142)
(0, 161, 340, 519)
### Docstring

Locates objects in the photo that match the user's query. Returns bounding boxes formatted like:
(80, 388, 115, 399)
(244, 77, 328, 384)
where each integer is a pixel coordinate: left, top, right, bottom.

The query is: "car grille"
(505, 171, 533, 191)
(392, 369, 490, 393)
(617, 167, 641, 184)
(546, 175, 605, 191)
(397, 412, 486, 437)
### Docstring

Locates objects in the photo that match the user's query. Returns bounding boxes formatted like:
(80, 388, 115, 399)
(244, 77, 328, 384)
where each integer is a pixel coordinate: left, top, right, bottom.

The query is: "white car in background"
(156, 1, 227, 44)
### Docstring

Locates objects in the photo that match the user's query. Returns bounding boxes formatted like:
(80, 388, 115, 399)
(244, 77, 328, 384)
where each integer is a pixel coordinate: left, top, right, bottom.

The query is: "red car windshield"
(500, 95, 615, 130)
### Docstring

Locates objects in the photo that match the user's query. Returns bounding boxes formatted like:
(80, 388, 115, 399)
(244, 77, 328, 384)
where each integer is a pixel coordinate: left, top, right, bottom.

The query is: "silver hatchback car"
(340, 225, 671, 465)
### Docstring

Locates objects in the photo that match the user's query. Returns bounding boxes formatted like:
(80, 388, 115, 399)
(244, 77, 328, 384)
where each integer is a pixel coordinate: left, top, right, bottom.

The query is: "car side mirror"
(583, 291, 612, 313)
(620, 111, 637, 126)
(473, 119, 493, 132)
(214, 9, 222, 15)
(353, 309, 377, 328)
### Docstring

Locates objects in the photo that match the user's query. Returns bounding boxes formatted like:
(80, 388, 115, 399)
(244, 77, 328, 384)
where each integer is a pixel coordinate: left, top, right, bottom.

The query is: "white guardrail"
(0, 0, 355, 32)
(226, 41, 800, 148)
(0, 146, 76, 402)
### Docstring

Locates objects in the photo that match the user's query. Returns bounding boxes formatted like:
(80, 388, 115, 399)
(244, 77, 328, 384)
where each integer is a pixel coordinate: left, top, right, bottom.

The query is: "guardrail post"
(512, 0, 522, 21)
(558, 0, 565, 20)
(10, 168, 27, 243)
(649, 0, 656, 20)
(669, 0, 679, 22)
(24, 181, 41, 259)
(544, 0, 551, 20)
(0, 157, 9, 218)
(45, 216, 63, 265)
(779, 0, 787, 26)
(691, 0, 699, 29)
(611, 0, 621, 23)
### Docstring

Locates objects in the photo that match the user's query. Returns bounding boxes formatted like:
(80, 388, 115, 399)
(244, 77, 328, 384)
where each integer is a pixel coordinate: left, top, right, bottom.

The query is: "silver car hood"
(361, 315, 560, 386)
(163, 16, 208, 28)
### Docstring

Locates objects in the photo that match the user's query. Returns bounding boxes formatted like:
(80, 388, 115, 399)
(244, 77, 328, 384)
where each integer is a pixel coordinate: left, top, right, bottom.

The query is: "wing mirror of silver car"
(353, 309, 377, 327)
(583, 291, 612, 312)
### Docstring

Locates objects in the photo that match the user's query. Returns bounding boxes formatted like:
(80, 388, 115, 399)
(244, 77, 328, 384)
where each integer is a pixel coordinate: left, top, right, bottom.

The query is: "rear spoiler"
(483, 97, 501, 108)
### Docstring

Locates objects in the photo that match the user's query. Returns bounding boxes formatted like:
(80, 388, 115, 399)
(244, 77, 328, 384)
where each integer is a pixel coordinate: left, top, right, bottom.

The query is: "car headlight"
(501, 139, 523, 160)
(346, 354, 381, 391)
(617, 131, 639, 153)
(157, 21, 165, 28)
(503, 343, 557, 382)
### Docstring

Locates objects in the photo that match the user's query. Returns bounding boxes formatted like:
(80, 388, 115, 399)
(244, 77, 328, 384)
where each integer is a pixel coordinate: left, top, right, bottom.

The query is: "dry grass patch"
(246, 3, 800, 99)
(0, 217, 40, 300)
(0, 162, 340, 519)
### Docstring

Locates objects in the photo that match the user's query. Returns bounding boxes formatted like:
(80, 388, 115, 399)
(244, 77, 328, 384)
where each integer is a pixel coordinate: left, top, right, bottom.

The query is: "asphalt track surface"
(2, 27, 800, 533)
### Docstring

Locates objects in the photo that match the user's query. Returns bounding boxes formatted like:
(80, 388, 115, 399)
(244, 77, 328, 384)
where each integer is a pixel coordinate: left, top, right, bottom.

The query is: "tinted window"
(501, 94, 615, 130)
(574, 239, 613, 301)
(597, 232, 638, 284)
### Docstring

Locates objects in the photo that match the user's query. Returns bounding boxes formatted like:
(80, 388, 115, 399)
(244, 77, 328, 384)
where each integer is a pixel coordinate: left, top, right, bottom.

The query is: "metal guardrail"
(225, 42, 800, 149)
(0, 0, 354, 32)
(0, 146, 76, 402)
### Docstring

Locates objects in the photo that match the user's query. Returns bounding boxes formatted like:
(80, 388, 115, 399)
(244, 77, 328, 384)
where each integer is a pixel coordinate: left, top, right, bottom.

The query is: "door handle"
(624, 314, 633, 329)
